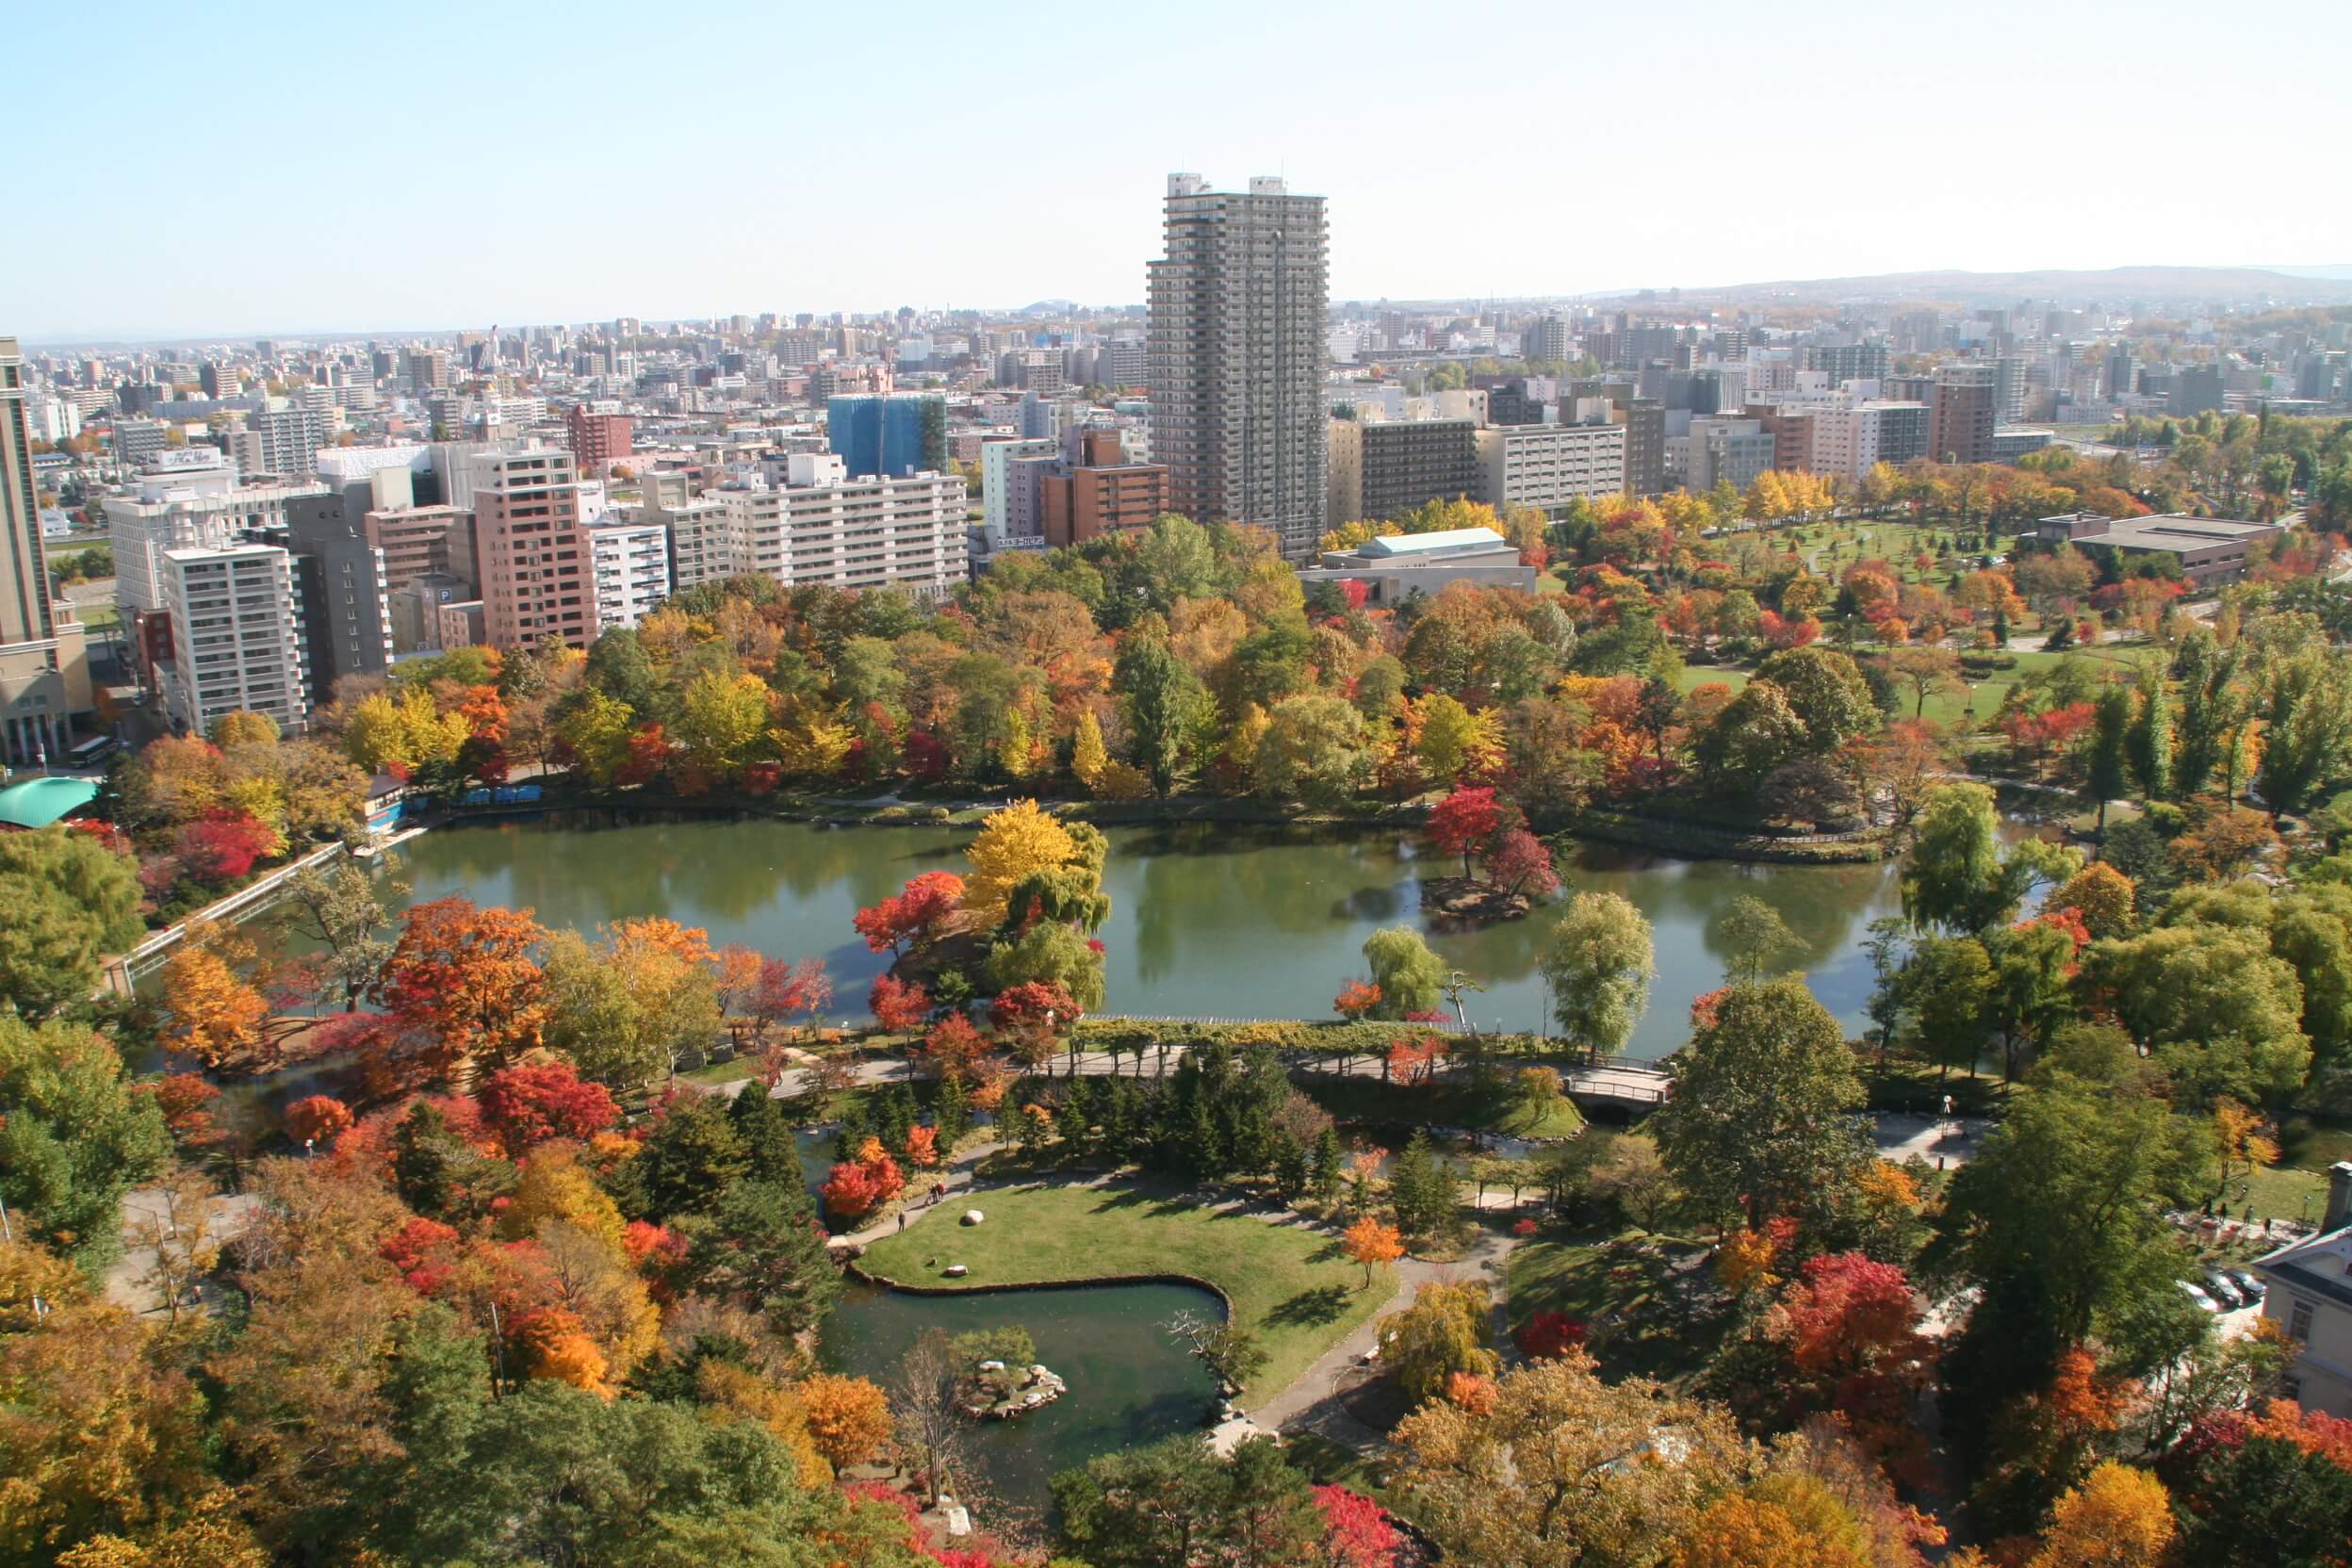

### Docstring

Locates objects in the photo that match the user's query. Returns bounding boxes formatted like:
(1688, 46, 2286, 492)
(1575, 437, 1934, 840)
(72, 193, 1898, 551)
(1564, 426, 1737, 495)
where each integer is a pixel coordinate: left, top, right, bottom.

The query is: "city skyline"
(12, 0, 2352, 339)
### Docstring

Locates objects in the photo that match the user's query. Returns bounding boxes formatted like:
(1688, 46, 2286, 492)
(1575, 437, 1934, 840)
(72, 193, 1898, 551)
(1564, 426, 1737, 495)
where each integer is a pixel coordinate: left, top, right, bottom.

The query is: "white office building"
(587, 518, 670, 631)
(1474, 422, 1627, 515)
(158, 543, 308, 735)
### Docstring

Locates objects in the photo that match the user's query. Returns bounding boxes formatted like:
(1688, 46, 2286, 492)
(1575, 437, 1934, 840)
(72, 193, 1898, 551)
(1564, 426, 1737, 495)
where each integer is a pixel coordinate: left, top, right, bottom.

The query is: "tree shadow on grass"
(1266, 1283, 1353, 1328)
(1305, 1239, 1351, 1266)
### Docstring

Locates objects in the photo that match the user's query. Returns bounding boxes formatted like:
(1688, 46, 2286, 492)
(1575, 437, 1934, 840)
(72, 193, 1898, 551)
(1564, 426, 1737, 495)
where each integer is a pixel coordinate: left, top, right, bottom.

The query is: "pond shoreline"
(843, 1259, 1237, 1321)
(429, 788, 1901, 866)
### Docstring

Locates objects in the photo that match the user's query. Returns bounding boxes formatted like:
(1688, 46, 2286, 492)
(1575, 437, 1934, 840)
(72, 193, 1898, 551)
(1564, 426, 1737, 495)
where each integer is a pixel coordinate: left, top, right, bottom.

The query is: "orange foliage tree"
(1344, 1216, 1404, 1287)
(372, 897, 550, 1088)
(796, 1372, 893, 1470)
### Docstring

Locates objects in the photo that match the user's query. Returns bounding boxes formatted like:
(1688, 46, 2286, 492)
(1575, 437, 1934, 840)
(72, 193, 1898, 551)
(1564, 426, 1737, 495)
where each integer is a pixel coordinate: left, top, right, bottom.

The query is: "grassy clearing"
(2242, 1164, 2329, 1226)
(856, 1180, 1396, 1397)
(1505, 1228, 1727, 1386)
(1673, 665, 1749, 696)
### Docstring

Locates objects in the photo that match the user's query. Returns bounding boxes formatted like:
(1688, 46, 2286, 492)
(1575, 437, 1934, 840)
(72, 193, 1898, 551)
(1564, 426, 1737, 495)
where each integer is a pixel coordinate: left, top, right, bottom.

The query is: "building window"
(2287, 1298, 2313, 1342)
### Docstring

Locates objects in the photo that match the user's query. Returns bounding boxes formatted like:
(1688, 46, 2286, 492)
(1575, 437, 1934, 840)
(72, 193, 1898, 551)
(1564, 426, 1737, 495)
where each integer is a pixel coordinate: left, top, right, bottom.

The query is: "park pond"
(178, 812, 1931, 1518)
(364, 813, 1909, 1056)
(819, 1275, 1221, 1520)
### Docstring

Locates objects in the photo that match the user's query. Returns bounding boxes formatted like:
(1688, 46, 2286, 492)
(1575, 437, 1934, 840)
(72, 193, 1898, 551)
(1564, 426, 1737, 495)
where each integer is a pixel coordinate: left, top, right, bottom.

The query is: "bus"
(67, 734, 118, 768)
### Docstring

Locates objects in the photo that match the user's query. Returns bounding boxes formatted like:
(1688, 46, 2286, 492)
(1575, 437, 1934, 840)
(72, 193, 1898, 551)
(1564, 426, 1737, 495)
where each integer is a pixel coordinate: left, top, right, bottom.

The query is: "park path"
(710, 1042, 1672, 1110)
(825, 1140, 1004, 1250)
(1246, 1216, 1521, 1446)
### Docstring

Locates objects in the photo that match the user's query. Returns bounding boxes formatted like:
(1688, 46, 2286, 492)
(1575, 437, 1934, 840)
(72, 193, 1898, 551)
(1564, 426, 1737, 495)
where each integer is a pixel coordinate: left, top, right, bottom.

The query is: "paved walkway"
(1872, 1111, 1985, 1168)
(825, 1141, 1004, 1250)
(1247, 1216, 1521, 1446)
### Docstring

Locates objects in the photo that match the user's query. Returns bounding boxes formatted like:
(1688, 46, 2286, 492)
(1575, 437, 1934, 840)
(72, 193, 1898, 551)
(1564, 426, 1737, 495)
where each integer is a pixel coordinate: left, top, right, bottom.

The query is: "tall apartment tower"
(1148, 173, 1329, 560)
(3, 335, 94, 762)
(1929, 365, 1997, 466)
(475, 448, 594, 651)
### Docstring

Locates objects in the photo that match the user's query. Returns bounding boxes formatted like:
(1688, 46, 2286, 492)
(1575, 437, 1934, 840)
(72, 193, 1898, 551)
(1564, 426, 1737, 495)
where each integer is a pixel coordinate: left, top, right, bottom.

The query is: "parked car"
(2179, 1280, 2222, 1313)
(2201, 1271, 2247, 1309)
(2225, 1267, 2267, 1302)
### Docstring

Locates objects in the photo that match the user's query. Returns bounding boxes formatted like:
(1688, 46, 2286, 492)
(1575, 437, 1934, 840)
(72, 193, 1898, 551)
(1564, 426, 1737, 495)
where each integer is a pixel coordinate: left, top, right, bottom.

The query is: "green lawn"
(2243, 1164, 2329, 1226)
(856, 1181, 1396, 1398)
(1506, 1228, 1727, 1387)
(1673, 665, 1748, 696)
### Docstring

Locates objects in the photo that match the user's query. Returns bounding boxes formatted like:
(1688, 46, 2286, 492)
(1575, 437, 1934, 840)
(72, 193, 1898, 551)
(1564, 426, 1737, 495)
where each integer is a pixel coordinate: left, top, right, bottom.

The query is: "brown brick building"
(1040, 429, 1170, 547)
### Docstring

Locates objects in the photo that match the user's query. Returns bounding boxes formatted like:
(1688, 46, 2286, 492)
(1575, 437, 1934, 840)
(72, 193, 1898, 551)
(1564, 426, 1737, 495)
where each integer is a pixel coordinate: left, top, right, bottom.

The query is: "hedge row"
(1068, 1017, 1548, 1060)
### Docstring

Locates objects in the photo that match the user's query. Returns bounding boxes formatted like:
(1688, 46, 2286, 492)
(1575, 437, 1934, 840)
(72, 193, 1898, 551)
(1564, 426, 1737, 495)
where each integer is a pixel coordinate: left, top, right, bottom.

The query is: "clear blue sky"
(11, 0, 2349, 340)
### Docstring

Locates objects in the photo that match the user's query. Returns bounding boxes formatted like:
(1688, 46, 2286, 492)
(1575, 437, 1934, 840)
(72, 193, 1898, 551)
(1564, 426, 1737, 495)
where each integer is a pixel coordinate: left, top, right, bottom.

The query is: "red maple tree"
(1426, 786, 1502, 878)
(476, 1059, 621, 1154)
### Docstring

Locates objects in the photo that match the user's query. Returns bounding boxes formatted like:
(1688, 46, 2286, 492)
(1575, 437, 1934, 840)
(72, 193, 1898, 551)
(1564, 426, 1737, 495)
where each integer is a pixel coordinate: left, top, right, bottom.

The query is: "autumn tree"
(796, 1373, 893, 1471)
(156, 922, 278, 1070)
(1343, 1215, 1404, 1287)
(2024, 1462, 2174, 1568)
(475, 1058, 621, 1154)
(867, 973, 930, 1032)
(961, 799, 1078, 929)
(1392, 1352, 1756, 1568)
(1427, 785, 1503, 879)
(373, 897, 550, 1089)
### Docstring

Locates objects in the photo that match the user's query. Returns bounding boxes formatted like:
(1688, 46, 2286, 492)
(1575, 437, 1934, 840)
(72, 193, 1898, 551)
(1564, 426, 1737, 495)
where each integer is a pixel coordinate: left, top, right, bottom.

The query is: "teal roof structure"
(0, 776, 101, 830)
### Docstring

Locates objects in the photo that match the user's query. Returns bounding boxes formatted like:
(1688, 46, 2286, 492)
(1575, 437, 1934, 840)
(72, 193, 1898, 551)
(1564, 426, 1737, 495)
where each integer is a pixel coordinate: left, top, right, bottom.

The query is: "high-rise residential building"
(114, 417, 170, 467)
(1992, 354, 2030, 423)
(158, 543, 308, 736)
(1613, 398, 1666, 497)
(1677, 417, 1776, 495)
(1526, 315, 1574, 363)
(586, 519, 670, 632)
(828, 392, 944, 479)
(714, 454, 967, 596)
(1805, 400, 1931, 480)
(1148, 172, 1330, 560)
(1099, 339, 1147, 388)
(1474, 422, 1627, 515)
(2170, 364, 2225, 417)
(1928, 364, 1997, 466)
(1804, 341, 1890, 384)
(406, 347, 454, 391)
(475, 447, 595, 651)
(565, 403, 633, 474)
(105, 460, 330, 618)
(1327, 416, 1479, 529)
(1, 336, 92, 764)
(980, 435, 1059, 546)
(363, 504, 477, 594)
(199, 360, 240, 400)
(282, 498, 395, 700)
(1038, 428, 1171, 547)
(250, 403, 334, 478)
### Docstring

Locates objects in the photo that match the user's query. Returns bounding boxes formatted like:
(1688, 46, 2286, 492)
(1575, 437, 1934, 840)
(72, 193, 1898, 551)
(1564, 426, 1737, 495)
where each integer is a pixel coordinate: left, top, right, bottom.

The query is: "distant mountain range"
(1579, 265, 2352, 306)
